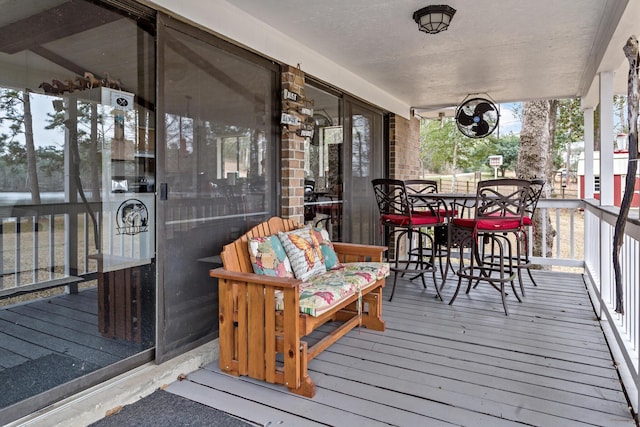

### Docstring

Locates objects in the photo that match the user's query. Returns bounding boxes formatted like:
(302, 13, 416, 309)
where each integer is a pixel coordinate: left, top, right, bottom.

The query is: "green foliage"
(419, 118, 457, 173)
(0, 89, 76, 192)
(419, 117, 520, 175)
(495, 134, 520, 176)
(554, 98, 588, 171)
(614, 95, 628, 134)
(0, 89, 24, 143)
(555, 98, 583, 146)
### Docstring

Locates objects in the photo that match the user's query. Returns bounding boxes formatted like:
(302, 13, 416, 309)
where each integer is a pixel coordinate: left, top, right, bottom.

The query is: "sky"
(498, 103, 522, 136)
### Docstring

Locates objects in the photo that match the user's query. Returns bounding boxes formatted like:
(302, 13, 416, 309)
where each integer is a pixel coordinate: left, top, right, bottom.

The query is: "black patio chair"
(372, 178, 446, 301)
(447, 178, 531, 315)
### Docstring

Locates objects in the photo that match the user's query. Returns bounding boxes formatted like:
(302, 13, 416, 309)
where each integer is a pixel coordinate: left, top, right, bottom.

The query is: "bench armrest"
(210, 267, 302, 289)
(332, 242, 388, 262)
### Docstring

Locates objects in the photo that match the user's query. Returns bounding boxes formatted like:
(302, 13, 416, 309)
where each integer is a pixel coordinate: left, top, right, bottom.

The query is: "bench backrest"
(219, 217, 301, 273)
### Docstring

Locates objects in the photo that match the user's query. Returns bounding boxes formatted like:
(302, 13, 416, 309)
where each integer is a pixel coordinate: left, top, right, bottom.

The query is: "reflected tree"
(0, 88, 40, 203)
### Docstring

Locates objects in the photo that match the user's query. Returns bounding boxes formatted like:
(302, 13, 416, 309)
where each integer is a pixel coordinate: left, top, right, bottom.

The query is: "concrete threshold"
(8, 340, 219, 427)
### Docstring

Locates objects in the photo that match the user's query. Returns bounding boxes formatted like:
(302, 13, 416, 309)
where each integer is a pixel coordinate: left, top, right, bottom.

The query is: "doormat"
(89, 390, 252, 427)
(0, 352, 99, 408)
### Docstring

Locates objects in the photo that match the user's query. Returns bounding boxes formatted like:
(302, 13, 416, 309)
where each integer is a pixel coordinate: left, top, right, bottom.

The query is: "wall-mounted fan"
(455, 96, 499, 138)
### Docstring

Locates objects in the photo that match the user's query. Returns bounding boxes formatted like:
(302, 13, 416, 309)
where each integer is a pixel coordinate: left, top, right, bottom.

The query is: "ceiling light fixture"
(413, 5, 456, 34)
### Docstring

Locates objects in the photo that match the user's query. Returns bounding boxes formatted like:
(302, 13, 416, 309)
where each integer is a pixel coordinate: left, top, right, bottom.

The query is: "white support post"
(599, 71, 615, 206)
(583, 107, 595, 199)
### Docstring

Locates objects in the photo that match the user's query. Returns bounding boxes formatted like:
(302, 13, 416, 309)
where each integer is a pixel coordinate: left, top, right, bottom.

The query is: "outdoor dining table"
(406, 192, 478, 291)
(408, 192, 477, 219)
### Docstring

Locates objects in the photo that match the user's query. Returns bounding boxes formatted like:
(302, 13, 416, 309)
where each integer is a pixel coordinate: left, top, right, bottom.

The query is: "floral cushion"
(311, 227, 341, 270)
(331, 262, 391, 282)
(247, 235, 294, 278)
(278, 226, 326, 281)
(274, 261, 390, 317)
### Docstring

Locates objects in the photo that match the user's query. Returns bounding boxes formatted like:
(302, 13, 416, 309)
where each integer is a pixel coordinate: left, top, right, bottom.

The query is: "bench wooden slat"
(265, 287, 277, 384)
(282, 286, 302, 391)
(218, 276, 236, 375)
(247, 283, 266, 380)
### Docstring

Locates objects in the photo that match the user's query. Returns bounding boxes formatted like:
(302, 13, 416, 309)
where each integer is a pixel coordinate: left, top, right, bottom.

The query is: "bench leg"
(361, 285, 386, 331)
(287, 341, 316, 397)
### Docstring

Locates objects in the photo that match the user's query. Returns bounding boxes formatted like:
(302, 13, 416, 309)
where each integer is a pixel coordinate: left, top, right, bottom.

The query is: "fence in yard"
(427, 173, 580, 198)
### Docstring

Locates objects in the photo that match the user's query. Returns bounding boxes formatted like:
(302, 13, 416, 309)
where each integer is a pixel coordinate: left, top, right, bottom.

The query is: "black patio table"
(407, 192, 477, 290)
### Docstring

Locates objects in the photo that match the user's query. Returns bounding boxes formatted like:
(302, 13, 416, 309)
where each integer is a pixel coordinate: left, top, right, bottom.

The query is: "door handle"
(160, 183, 168, 200)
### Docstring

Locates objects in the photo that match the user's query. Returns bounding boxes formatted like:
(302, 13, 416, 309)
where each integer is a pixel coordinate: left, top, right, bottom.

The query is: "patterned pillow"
(278, 226, 326, 281)
(311, 227, 341, 270)
(247, 235, 294, 278)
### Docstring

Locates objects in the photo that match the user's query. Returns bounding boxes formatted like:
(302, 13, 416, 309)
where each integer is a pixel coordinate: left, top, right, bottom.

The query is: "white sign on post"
(488, 155, 503, 179)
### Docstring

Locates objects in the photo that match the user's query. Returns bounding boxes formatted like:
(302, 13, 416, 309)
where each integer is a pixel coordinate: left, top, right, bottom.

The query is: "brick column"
(389, 114, 422, 179)
(280, 66, 306, 223)
(388, 113, 422, 258)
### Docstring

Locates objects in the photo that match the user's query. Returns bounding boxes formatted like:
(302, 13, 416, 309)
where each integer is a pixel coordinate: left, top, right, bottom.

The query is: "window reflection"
(162, 28, 273, 219)
(352, 114, 371, 177)
(157, 24, 277, 359)
(303, 84, 343, 240)
(0, 0, 156, 416)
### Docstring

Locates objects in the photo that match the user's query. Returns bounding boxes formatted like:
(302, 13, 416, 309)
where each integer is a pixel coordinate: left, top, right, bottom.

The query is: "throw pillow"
(278, 226, 326, 281)
(247, 235, 294, 278)
(311, 227, 341, 270)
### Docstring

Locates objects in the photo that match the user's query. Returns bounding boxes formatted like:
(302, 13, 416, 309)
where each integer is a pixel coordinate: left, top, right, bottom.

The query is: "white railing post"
(599, 71, 615, 206)
(582, 105, 595, 199)
(600, 218, 612, 307)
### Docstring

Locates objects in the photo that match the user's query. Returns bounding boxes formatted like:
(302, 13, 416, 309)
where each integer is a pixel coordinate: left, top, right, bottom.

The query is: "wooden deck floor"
(0, 288, 149, 409)
(167, 271, 638, 426)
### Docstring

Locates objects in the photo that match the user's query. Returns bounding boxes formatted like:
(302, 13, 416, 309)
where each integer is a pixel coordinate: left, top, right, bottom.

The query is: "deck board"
(0, 308, 137, 359)
(26, 298, 99, 325)
(0, 287, 150, 409)
(167, 270, 637, 426)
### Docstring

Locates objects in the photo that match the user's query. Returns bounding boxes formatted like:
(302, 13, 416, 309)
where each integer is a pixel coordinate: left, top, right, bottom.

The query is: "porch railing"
(0, 202, 101, 298)
(583, 199, 640, 413)
(528, 198, 585, 269)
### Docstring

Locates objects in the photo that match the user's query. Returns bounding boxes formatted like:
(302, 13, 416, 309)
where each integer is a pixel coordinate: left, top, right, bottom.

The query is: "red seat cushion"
(485, 212, 532, 226)
(382, 213, 442, 226)
(453, 217, 523, 231)
(412, 208, 458, 217)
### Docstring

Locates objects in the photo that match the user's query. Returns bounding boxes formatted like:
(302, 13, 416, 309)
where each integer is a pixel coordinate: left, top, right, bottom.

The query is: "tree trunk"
(516, 100, 558, 261)
(89, 103, 100, 201)
(23, 90, 41, 204)
(612, 35, 639, 314)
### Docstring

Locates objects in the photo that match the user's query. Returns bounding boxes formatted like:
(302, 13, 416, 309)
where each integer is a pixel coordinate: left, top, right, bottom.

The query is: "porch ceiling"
(229, 0, 638, 116)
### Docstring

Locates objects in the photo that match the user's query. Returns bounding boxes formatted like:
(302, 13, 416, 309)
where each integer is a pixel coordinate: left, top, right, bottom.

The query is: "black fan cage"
(455, 97, 500, 138)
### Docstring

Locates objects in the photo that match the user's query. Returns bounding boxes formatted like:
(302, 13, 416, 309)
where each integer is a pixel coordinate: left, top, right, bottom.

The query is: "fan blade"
(473, 120, 490, 136)
(457, 110, 475, 126)
(473, 102, 494, 116)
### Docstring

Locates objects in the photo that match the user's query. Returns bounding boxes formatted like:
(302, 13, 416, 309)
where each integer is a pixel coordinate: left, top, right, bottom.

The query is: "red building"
(577, 150, 640, 207)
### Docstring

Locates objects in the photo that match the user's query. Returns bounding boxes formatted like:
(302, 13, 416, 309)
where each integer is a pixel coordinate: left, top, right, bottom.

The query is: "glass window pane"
(157, 25, 277, 359)
(304, 84, 343, 241)
(0, 0, 156, 416)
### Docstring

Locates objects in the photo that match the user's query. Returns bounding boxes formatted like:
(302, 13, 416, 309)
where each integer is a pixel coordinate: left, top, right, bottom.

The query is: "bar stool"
(372, 179, 445, 301)
(519, 178, 545, 288)
(447, 178, 531, 315)
(476, 178, 545, 296)
(404, 179, 453, 277)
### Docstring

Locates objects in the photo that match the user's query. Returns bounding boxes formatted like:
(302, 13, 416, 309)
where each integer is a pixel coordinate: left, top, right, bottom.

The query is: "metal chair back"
(371, 178, 413, 224)
(475, 178, 531, 223)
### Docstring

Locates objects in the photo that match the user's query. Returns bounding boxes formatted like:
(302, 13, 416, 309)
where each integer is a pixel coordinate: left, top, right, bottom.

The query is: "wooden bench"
(209, 216, 387, 397)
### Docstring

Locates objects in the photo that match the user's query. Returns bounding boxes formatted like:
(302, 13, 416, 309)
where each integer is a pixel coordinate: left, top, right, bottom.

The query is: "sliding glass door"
(156, 16, 279, 361)
(344, 98, 384, 245)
